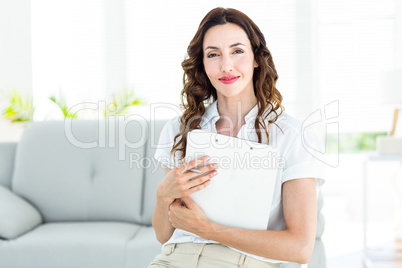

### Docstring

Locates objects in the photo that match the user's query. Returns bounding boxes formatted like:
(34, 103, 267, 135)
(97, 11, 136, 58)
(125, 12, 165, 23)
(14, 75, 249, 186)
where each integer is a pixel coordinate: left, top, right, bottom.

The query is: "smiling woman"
(202, 23, 259, 137)
(175, 7, 283, 155)
(149, 7, 325, 268)
(203, 23, 258, 102)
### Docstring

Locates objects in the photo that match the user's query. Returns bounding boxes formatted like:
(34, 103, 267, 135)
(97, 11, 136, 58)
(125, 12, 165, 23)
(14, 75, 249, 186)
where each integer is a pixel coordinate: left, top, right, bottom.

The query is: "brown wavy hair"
(171, 7, 283, 161)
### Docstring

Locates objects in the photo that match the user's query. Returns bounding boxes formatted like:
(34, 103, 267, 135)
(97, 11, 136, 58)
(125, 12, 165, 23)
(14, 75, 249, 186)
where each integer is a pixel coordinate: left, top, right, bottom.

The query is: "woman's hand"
(168, 196, 210, 236)
(157, 155, 218, 205)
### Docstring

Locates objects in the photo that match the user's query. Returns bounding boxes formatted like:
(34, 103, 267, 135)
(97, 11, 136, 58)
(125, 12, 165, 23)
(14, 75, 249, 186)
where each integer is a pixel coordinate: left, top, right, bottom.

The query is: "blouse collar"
(200, 100, 260, 128)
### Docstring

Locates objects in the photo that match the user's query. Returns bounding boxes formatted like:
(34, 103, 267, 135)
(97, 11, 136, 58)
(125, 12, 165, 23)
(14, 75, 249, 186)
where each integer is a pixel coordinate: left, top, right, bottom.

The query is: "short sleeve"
(153, 117, 182, 165)
(281, 127, 326, 187)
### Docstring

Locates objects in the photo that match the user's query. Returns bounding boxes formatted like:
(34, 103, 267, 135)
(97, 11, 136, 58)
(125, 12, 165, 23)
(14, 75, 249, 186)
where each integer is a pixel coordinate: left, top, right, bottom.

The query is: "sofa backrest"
(11, 119, 162, 224)
(0, 142, 17, 189)
(7, 118, 325, 243)
(141, 120, 167, 225)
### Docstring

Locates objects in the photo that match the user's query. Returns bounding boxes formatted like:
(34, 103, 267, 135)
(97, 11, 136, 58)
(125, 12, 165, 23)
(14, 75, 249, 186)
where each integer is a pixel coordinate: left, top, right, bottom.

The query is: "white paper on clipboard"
(186, 129, 279, 230)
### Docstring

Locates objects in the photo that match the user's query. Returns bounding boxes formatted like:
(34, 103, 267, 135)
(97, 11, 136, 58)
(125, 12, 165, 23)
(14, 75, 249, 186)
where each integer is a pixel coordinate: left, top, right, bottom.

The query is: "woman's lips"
(219, 76, 240, 84)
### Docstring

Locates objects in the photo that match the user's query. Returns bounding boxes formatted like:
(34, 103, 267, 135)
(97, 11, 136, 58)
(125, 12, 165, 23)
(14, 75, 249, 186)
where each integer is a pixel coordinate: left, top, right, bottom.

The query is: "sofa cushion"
(125, 226, 163, 268)
(0, 185, 42, 239)
(0, 222, 140, 268)
(12, 119, 147, 223)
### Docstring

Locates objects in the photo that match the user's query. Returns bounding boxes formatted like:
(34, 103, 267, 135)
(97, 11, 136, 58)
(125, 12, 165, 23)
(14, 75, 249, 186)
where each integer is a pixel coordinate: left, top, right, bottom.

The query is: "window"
(317, 0, 396, 132)
(29, 0, 397, 131)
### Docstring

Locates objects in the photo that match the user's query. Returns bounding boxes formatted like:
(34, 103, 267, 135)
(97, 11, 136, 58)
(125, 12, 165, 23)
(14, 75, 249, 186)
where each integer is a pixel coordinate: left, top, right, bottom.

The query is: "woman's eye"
(207, 53, 218, 58)
(234, 49, 244, 54)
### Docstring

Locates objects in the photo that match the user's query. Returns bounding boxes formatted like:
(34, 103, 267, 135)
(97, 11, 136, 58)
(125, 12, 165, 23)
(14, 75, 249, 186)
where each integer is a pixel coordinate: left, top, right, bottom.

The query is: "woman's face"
(203, 23, 258, 100)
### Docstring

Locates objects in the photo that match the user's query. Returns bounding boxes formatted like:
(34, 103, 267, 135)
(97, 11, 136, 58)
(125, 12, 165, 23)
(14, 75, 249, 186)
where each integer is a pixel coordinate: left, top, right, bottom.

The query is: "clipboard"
(185, 129, 279, 230)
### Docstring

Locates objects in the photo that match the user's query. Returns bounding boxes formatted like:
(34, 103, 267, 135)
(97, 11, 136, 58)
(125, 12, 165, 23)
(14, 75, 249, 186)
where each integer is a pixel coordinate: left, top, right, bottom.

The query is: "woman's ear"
(254, 60, 259, 68)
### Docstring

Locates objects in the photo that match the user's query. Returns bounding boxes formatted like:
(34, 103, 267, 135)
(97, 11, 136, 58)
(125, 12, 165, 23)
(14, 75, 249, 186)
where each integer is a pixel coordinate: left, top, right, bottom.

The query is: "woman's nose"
(220, 56, 233, 73)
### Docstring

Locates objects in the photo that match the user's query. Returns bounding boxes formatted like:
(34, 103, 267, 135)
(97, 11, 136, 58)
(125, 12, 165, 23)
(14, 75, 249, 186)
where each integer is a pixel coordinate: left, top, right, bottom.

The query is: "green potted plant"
(49, 92, 78, 118)
(0, 89, 35, 141)
(104, 88, 146, 117)
(1, 89, 35, 123)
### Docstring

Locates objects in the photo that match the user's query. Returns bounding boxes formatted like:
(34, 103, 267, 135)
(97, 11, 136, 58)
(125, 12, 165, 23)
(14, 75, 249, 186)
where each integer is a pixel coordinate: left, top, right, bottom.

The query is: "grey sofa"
(0, 119, 325, 268)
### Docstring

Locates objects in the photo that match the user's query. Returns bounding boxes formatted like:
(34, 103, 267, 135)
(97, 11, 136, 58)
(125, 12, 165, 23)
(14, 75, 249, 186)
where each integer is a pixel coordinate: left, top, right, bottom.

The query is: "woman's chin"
(216, 90, 249, 100)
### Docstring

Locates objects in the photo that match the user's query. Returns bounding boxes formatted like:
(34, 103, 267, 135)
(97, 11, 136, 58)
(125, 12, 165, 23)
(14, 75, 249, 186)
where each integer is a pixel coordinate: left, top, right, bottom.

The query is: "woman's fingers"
(181, 155, 211, 173)
(188, 166, 218, 189)
(187, 178, 212, 195)
(170, 198, 182, 208)
(164, 156, 218, 199)
(197, 162, 218, 173)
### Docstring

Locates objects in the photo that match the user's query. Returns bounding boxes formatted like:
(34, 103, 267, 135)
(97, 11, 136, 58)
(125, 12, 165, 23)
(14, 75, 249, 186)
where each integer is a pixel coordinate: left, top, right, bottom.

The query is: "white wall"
(396, 0, 402, 69)
(0, 0, 32, 140)
(0, 0, 32, 95)
(0, 0, 400, 131)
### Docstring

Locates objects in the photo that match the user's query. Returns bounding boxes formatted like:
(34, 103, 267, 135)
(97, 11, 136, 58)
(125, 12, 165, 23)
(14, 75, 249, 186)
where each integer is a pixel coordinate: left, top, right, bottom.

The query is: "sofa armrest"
(0, 142, 17, 189)
(0, 185, 42, 239)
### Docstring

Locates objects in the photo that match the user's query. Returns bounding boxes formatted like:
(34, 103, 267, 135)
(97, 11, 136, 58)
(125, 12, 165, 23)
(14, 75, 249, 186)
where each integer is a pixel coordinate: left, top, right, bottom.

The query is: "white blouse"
(153, 100, 325, 264)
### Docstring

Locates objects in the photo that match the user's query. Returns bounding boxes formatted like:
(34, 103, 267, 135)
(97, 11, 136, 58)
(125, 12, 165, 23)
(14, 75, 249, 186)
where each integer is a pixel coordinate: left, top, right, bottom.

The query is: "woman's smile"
(219, 75, 240, 84)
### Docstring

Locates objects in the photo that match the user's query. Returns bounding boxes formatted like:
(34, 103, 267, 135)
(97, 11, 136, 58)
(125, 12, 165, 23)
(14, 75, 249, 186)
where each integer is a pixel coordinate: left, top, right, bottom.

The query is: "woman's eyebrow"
(204, 42, 246, 51)
(230, 42, 245, 48)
